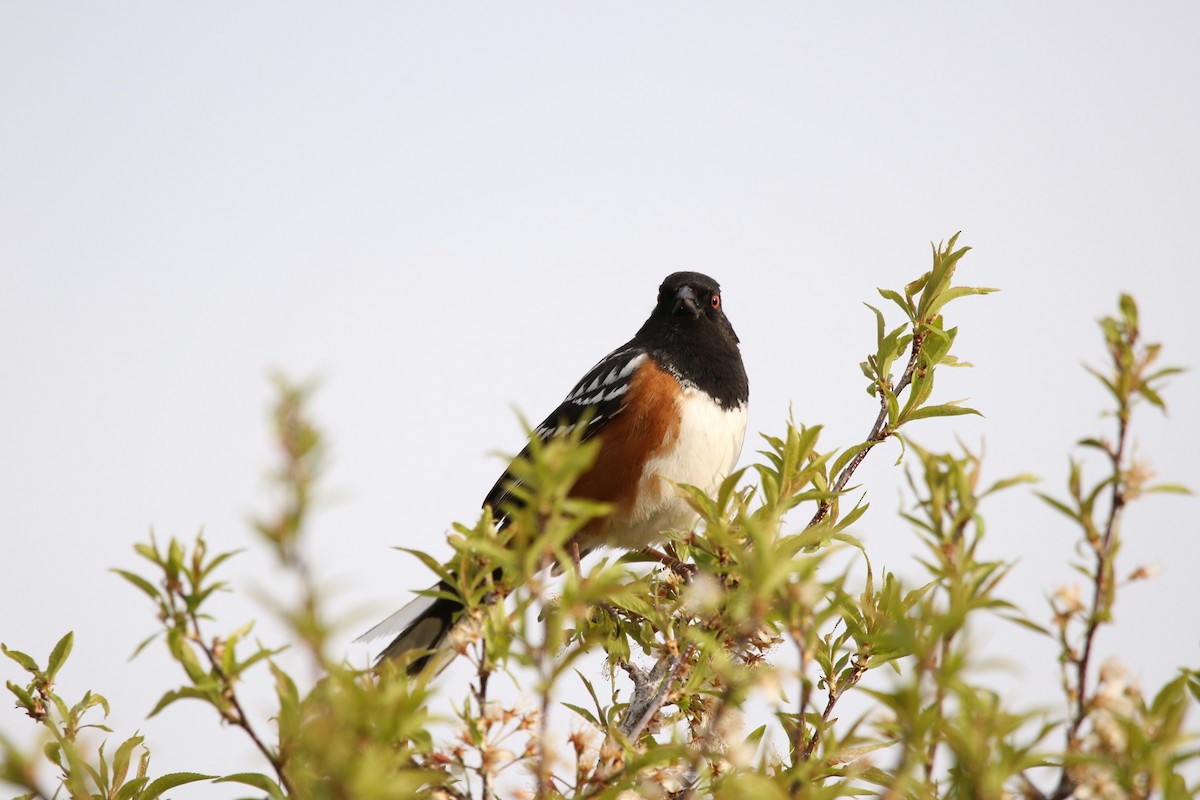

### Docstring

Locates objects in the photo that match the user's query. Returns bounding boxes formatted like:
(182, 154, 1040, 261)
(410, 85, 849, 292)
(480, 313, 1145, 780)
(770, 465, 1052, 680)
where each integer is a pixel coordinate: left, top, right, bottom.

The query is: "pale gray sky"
(3, 2, 1198, 788)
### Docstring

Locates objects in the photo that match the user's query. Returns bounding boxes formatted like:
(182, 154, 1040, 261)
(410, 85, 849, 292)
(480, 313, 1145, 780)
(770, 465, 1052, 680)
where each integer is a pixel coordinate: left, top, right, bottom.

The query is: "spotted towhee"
(359, 272, 749, 670)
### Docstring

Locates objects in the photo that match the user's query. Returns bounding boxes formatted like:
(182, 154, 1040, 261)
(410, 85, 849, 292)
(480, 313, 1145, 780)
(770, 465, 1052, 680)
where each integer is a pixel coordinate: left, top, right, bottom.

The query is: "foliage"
(3, 236, 1195, 799)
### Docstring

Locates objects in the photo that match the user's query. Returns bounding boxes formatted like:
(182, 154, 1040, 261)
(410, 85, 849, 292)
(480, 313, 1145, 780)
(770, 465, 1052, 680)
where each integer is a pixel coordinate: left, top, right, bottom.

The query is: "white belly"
(601, 389, 748, 550)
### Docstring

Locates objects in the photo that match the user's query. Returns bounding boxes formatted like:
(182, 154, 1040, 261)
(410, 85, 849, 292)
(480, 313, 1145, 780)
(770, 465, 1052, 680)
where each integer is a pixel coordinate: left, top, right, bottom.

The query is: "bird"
(358, 271, 749, 672)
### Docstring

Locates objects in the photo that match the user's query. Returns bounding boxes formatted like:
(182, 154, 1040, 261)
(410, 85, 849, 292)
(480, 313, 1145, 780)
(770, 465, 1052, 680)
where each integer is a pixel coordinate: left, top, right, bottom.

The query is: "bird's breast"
(591, 385, 748, 550)
(642, 387, 748, 501)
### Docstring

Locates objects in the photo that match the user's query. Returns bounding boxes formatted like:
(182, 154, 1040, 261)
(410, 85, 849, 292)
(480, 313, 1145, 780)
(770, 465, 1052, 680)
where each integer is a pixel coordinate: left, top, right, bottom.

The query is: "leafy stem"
(183, 605, 294, 796)
(1043, 294, 1186, 800)
(809, 328, 928, 529)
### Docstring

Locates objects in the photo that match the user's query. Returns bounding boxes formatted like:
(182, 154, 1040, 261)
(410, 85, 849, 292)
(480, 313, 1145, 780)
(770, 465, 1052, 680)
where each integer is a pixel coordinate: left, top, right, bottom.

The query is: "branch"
(1050, 415, 1131, 800)
(802, 654, 867, 761)
(809, 329, 927, 529)
(1049, 297, 1162, 800)
(790, 637, 812, 765)
(619, 648, 689, 741)
(473, 662, 494, 800)
(185, 608, 293, 796)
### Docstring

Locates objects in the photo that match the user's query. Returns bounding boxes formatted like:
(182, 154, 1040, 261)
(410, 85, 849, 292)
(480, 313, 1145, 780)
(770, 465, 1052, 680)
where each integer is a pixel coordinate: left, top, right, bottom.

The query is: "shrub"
(4, 236, 1194, 799)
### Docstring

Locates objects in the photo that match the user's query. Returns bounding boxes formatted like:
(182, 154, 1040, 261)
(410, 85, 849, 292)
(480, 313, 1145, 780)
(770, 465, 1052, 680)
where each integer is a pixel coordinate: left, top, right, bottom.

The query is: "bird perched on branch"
(359, 271, 749, 671)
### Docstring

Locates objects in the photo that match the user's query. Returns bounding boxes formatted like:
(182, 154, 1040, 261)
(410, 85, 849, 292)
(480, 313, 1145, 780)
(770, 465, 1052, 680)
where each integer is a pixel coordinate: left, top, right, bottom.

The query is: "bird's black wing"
(482, 342, 649, 518)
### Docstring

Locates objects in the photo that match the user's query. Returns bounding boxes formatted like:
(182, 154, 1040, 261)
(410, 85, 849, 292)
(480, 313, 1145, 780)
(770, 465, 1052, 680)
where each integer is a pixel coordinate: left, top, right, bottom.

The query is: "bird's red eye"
(710, 294, 721, 310)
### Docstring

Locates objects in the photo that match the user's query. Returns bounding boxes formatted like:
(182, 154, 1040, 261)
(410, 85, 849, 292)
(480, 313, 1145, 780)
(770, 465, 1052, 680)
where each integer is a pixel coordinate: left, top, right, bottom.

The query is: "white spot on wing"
(618, 353, 647, 379)
(604, 384, 629, 401)
(568, 351, 646, 407)
(536, 422, 577, 439)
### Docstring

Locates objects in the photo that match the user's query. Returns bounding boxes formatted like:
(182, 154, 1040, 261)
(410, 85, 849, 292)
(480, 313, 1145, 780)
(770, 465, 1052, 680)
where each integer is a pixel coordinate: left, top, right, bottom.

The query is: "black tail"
(357, 581, 461, 674)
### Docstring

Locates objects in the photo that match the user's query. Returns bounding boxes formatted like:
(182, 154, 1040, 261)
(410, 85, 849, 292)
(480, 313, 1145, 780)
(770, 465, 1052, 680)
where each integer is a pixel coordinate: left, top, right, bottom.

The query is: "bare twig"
(535, 629, 553, 797)
(619, 647, 690, 741)
(473, 658, 494, 800)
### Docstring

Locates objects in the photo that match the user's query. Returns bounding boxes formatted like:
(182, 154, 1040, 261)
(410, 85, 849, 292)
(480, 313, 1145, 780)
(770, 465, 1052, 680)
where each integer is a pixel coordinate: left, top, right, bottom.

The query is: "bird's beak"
(672, 286, 701, 319)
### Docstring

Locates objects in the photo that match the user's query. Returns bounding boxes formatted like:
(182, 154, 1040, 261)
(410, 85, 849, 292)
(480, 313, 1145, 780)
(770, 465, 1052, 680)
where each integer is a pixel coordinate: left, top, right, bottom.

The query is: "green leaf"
(1083, 364, 1118, 400)
(901, 580, 937, 611)
(1138, 381, 1166, 409)
(561, 702, 599, 726)
(829, 441, 876, 483)
(43, 741, 63, 769)
(8, 680, 36, 713)
(1000, 614, 1052, 637)
(128, 632, 163, 661)
(114, 777, 150, 800)
(140, 772, 215, 800)
(271, 663, 301, 728)
(134, 541, 162, 565)
(396, 547, 456, 584)
(575, 669, 608, 728)
(1, 645, 39, 673)
(875, 289, 913, 321)
(1118, 293, 1138, 328)
(46, 632, 74, 681)
(1077, 437, 1109, 453)
(147, 687, 212, 718)
(922, 285, 998, 319)
(864, 302, 886, 347)
(885, 388, 899, 428)
(84, 760, 106, 795)
(215, 773, 286, 800)
(111, 735, 144, 791)
(982, 473, 1040, 496)
(111, 569, 163, 603)
(1186, 671, 1200, 705)
(1145, 365, 1185, 381)
(1145, 483, 1193, 495)
(903, 403, 982, 422)
(906, 271, 930, 299)
(836, 497, 870, 531)
(167, 538, 185, 578)
(200, 548, 244, 581)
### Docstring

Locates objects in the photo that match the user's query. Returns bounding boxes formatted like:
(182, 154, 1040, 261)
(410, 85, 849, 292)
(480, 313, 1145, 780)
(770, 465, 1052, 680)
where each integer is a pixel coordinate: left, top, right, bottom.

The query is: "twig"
(677, 679, 741, 800)
(789, 330, 928, 769)
(533, 566, 559, 799)
(922, 632, 954, 786)
(473, 658, 494, 800)
(790, 637, 812, 765)
(808, 330, 928, 529)
(185, 608, 294, 795)
(619, 646, 691, 741)
(802, 655, 867, 761)
(921, 512, 970, 786)
(1051, 414, 1130, 800)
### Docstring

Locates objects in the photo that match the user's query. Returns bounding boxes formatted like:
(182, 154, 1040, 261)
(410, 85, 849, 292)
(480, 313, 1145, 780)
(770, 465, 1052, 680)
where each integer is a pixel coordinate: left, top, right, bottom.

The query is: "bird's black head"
(634, 271, 748, 407)
(650, 271, 739, 343)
